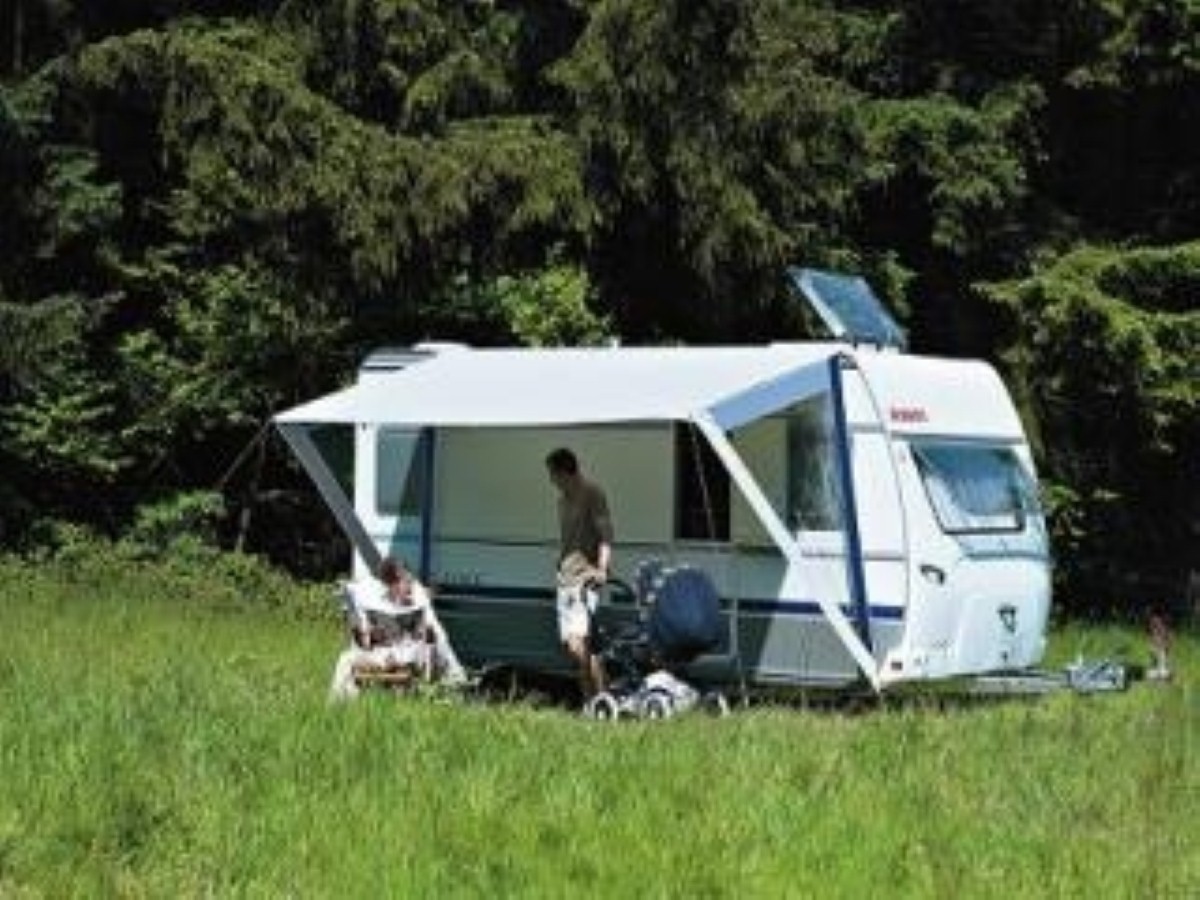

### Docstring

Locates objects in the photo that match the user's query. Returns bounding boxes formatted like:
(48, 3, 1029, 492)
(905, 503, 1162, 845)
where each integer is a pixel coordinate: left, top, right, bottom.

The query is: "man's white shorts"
(556, 583, 597, 644)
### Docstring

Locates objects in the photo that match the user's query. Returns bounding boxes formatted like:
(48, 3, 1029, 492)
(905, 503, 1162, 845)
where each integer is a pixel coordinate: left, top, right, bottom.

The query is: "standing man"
(545, 447, 613, 700)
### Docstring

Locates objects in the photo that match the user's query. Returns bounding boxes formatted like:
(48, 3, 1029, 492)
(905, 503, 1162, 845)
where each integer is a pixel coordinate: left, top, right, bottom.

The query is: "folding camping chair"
(329, 581, 434, 699)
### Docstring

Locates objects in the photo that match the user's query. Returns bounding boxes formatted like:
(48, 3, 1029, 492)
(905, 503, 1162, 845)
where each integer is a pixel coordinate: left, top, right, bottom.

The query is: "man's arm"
(592, 484, 614, 578)
(596, 541, 612, 578)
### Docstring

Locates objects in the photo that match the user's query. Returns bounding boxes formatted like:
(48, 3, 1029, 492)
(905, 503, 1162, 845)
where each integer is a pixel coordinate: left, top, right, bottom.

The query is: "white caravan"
(275, 272, 1051, 692)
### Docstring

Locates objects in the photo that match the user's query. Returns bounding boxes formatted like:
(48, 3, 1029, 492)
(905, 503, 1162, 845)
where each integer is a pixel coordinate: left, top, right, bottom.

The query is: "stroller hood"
(648, 568, 723, 663)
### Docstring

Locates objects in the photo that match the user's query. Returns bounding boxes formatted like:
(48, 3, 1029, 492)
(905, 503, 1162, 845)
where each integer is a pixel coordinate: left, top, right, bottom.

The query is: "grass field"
(1, 551, 1197, 897)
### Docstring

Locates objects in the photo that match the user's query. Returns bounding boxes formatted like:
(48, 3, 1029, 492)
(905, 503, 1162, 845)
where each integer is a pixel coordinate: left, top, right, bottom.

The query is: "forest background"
(0, 0, 1196, 620)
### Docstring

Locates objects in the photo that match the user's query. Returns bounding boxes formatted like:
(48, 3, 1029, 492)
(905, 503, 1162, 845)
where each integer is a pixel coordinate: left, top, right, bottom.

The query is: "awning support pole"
(828, 355, 873, 650)
(691, 413, 881, 690)
(277, 423, 382, 574)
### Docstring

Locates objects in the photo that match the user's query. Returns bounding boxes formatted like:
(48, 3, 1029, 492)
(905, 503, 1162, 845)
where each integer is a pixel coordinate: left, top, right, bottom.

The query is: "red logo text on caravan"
(889, 406, 929, 424)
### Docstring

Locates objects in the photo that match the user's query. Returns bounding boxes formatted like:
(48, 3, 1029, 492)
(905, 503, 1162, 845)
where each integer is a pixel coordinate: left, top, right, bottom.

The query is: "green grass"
(1, 553, 1197, 897)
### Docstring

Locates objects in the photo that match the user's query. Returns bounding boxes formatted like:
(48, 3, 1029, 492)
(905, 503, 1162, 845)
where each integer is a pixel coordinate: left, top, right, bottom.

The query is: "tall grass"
(1, 550, 1196, 897)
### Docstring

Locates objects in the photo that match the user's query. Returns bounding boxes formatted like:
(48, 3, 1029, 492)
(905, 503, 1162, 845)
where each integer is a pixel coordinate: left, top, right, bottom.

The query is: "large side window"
(675, 423, 730, 541)
(913, 442, 1036, 534)
(786, 395, 843, 531)
(376, 428, 428, 517)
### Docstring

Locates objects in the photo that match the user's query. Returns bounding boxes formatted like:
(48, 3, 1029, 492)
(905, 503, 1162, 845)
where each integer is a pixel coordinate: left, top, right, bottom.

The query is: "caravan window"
(913, 442, 1036, 535)
(376, 428, 429, 517)
(675, 423, 730, 541)
(786, 395, 843, 531)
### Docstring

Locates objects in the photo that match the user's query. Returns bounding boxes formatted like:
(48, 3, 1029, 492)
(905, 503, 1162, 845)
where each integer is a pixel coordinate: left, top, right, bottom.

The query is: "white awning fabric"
(275, 344, 844, 431)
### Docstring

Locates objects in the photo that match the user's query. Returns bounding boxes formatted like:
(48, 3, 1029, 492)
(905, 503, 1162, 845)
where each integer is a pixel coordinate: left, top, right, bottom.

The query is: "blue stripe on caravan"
(435, 584, 905, 621)
(438, 585, 557, 602)
(739, 599, 905, 622)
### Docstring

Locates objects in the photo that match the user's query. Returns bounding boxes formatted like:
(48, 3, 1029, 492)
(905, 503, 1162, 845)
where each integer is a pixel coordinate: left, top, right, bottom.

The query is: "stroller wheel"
(703, 691, 731, 717)
(586, 692, 621, 721)
(643, 691, 674, 720)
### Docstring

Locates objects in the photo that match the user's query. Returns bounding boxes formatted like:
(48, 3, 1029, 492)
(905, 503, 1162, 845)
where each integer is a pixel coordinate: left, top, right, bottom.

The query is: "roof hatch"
(787, 267, 907, 351)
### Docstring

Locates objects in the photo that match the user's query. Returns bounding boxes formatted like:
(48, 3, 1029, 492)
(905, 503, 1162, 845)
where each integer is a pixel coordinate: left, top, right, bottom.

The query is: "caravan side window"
(913, 442, 1036, 535)
(376, 428, 428, 517)
(786, 395, 843, 531)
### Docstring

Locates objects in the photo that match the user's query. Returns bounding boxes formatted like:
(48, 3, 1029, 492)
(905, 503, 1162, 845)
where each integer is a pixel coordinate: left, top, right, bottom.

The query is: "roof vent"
(359, 341, 470, 374)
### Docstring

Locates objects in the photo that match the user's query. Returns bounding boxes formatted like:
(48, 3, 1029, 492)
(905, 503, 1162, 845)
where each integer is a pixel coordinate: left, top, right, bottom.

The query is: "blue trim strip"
(739, 599, 904, 621)
(434, 584, 906, 621)
(439, 585, 557, 602)
(829, 355, 874, 648)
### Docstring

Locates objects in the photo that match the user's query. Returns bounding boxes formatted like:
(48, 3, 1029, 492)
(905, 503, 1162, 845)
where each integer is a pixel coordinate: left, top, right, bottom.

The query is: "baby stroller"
(585, 561, 731, 720)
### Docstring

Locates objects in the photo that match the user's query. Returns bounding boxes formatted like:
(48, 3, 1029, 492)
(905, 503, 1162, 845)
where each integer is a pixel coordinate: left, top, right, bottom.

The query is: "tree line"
(1, 0, 1197, 617)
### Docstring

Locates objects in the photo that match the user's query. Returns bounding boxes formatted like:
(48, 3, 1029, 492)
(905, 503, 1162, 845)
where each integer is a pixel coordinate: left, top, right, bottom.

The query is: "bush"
(121, 491, 226, 559)
(10, 527, 332, 620)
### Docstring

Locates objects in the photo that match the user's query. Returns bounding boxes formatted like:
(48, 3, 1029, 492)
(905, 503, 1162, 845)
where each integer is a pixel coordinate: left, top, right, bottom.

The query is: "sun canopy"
(275, 344, 844, 431)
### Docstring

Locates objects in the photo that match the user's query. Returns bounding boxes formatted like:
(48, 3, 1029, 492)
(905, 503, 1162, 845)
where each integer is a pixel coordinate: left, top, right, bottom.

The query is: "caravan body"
(277, 340, 1051, 693)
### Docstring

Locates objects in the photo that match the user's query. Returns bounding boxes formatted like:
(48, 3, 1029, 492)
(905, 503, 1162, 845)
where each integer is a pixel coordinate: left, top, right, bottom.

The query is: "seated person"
(328, 556, 467, 701)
